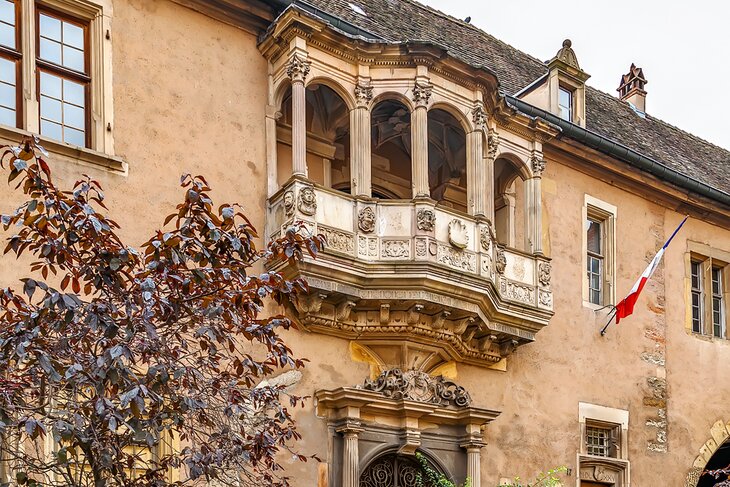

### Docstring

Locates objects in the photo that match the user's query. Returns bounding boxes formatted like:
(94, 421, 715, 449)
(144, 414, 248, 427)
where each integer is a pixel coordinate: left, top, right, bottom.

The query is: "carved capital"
(354, 83, 373, 107)
(487, 130, 500, 159)
(286, 53, 311, 83)
(531, 152, 546, 176)
(336, 419, 364, 437)
(412, 82, 432, 107)
(472, 104, 487, 130)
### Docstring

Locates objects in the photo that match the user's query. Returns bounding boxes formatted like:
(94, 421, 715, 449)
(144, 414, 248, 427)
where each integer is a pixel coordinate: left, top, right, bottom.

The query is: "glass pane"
(691, 262, 701, 289)
(63, 103, 84, 129)
(712, 268, 721, 294)
(0, 81, 14, 109)
(63, 126, 84, 146)
(40, 38, 62, 64)
(0, 1, 14, 25)
(0, 57, 12, 84)
(63, 79, 84, 106)
(0, 20, 13, 48)
(40, 72, 62, 99)
(63, 22, 83, 49)
(62, 45, 84, 72)
(587, 220, 601, 254)
(40, 96, 62, 123)
(39, 13, 61, 41)
(590, 289, 601, 305)
(592, 258, 601, 274)
(41, 119, 62, 141)
(0, 105, 13, 125)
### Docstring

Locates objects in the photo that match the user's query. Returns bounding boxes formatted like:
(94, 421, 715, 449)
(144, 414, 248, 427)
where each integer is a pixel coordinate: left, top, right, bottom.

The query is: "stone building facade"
(1, 0, 730, 486)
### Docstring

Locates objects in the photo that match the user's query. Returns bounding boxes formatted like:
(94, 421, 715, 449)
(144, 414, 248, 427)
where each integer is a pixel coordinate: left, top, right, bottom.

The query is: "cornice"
(170, 0, 274, 35)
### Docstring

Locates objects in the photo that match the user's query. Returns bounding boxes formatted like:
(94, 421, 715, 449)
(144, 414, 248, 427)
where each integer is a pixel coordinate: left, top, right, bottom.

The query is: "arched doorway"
(697, 439, 730, 486)
(359, 452, 441, 487)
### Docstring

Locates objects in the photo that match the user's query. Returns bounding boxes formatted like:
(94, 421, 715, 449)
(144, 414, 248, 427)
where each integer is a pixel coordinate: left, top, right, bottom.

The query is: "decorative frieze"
(297, 186, 317, 215)
(363, 368, 472, 407)
(358, 236, 378, 257)
(286, 52, 311, 83)
(358, 207, 376, 233)
(412, 82, 433, 107)
(437, 245, 476, 272)
(320, 226, 355, 254)
(500, 279, 535, 305)
(417, 209, 436, 231)
(381, 240, 410, 259)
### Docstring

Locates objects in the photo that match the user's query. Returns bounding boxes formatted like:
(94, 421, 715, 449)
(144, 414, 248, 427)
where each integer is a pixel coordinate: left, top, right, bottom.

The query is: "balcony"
(267, 178, 553, 367)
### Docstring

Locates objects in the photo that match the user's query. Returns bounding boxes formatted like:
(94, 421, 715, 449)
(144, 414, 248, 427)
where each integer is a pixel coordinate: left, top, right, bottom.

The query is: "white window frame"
(558, 85, 573, 122)
(0, 0, 121, 170)
(582, 195, 616, 309)
(687, 241, 729, 339)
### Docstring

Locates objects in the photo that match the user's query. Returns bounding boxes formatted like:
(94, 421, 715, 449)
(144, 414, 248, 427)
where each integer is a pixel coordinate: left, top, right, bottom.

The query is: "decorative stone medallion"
(539, 261, 552, 287)
(416, 209, 436, 231)
(363, 368, 471, 407)
(283, 190, 295, 217)
(297, 186, 317, 216)
(448, 219, 469, 249)
(495, 247, 507, 274)
(358, 207, 375, 233)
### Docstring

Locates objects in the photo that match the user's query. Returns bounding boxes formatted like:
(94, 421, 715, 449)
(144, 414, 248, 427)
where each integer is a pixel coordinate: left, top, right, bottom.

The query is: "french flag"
(614, 216, 688, 324)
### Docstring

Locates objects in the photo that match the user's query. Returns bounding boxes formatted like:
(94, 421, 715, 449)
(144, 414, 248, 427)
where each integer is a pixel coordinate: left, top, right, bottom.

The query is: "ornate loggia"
(267, 177, 553, 367)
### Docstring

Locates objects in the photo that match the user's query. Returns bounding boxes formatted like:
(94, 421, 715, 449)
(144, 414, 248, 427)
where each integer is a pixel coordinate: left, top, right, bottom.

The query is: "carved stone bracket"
(363, 368, 472, 407)
(286, 52, 311, 83)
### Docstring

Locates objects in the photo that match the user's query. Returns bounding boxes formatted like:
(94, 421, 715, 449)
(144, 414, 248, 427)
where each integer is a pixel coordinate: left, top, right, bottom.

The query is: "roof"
(287, 0, 730, 197)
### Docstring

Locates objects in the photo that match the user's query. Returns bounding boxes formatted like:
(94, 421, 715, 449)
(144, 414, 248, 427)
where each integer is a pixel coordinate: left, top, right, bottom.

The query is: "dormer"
(547, 39, 590, 126)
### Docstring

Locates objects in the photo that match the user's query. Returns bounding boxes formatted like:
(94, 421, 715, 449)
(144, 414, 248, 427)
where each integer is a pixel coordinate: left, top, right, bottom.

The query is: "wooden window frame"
(691, 260, 704, 334)
(583, 196, 616, 308)
(586, 217, 604, 305)
(0, 0, 22, 128)
(688, 250, 729, 339)
(35, 4, 91, 148)
(558, 85, 573, 122)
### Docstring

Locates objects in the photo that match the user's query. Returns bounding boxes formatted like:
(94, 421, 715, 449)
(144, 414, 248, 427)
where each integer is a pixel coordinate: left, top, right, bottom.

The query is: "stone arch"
(429, 101, 473, 134)
(370, 96, 413, 199)
(371, 91, 415, 113)
(306, 75, 356, 111)
(359, 448, 451, 487)
(494, 150, 531, 182)
(494, 152, 530, 251)
(685, 419, 730, 487)
(272, 77, 292, 113)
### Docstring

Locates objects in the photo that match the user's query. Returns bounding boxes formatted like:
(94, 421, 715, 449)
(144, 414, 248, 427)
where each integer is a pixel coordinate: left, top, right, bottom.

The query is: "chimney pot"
(618, 63, 647, 113)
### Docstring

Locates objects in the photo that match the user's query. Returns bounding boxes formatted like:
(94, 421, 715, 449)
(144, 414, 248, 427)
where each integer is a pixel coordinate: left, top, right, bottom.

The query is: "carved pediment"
(362, 368, 471, 407)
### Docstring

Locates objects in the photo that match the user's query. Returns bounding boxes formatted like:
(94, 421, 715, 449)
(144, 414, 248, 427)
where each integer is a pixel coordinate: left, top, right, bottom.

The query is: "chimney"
(618, 64, 647, 113)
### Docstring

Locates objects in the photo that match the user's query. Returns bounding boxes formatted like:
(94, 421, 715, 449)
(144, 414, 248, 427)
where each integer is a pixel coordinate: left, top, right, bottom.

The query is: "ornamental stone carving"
(286, 53, 310, 83)
(538, 261, 552, 287)
(448, 219, 469, 249)
(412, 82, 433, 107)
(381, 240, 410, 258)
(363, 368, 471, 407)
(495, 247, 507, 274)
(487, 130, 500, 159)
(480, 221, 495, 252)
(358, 207, 375, 233)
(354, 83, 373, 107)
(283, 190, 295, 217)
(531, 153, 546, 176)
(320, 227, 354, 254)
(417, 209, 436, 231)
(297, 186, 317, 216)
(472, 104, 487, 130)
(437, 245, 476, 273)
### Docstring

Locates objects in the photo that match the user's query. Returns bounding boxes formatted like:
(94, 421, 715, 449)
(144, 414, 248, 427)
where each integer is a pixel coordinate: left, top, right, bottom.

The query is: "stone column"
(265, 105, 280, 196)
(527, 152, 545, 255)
(485, 130, 499, 224)
(287, 53, 311, 177)
(468, 105, 487, 217)
(411, 82, 432, 198)
(337, 421, 363, 487)
(466, 446, 482, 487)
(351, 82, 373, 197)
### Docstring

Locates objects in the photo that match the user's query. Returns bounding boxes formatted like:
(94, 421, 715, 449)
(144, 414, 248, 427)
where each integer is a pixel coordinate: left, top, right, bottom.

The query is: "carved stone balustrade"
(267, 178, 554, 367)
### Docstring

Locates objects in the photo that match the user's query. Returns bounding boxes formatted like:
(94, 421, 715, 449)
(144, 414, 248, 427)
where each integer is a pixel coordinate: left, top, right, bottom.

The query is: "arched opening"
(370, 98, 412, 199)
(359, 451, 445, 487)
(275, 82, 351, 189)
(428, 108, 467, 212)
(494, 156, 527, 251)
(698, 438, 730, 486)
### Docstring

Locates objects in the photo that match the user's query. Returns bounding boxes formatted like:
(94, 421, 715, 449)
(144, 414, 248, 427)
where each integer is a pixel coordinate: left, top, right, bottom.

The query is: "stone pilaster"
(526, 151, 545, 255)
(461, 430, 485, 487)
(351, 82, 373, 197)
(337, 421, 363, 487)
(287, 53, 311, 177)
(411, 82, 432, 198)
(468, 104, 487, 217)
(485, 129, 499, 224)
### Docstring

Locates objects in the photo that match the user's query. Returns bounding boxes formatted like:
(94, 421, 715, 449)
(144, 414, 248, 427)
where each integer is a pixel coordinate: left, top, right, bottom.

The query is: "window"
(688, 248, 728, 339)
(586, 424, 615, 457)
(578, 403, 629, 486)
(0, 0, 21, 128)
(583, 196, 616, 307)
(558, 86, 573, 122)
(0, 0, 115, 157)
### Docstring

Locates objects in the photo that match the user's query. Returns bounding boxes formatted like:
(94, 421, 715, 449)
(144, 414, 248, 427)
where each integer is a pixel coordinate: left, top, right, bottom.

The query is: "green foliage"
(498, 466, 568, 487)
(0, 137, 326, 486)
(414, 453, 471, 487)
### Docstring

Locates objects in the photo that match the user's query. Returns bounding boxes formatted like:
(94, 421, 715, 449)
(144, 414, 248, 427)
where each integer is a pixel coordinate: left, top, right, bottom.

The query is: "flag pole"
(600, 306, 617, 336)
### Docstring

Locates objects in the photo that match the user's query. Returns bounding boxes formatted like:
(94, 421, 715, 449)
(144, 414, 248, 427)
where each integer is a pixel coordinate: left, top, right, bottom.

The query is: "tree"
(0, 137, 324, 487)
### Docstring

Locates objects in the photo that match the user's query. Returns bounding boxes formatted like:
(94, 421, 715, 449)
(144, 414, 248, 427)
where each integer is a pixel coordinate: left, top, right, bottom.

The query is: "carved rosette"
(531, 153, 546, 176)
(358, 207, 376, 233)
(286, 53, 311, 83)
(495, 247, 507, 274)
(416, 209, 436, 231)
(363, 368, 471, 407)
(354, 83, 373, 107)
(283, 190, 295, 217)
(297, 186, 317, 216)
(472, 104, 487, 130)
(412, 82, 432, 108)
(538, 261, 552, 287)
(487, 130, 499, 159)
(448, 219, 469, 249)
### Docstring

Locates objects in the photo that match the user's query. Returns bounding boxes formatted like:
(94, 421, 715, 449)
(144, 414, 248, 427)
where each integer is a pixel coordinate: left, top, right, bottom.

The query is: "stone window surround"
(582, 194, 617, 309)
(577, 402, 630, 487)
(0, 0, 124, 173)
(685, 240, 730, 340)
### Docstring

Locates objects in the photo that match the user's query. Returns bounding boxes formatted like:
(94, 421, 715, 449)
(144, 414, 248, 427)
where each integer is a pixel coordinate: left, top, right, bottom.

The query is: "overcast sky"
(419, 0, 730, 151)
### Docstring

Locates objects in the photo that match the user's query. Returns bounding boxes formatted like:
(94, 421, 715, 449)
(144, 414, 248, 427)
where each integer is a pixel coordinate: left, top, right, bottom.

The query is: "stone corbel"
(398, 428, 422, 455)
(336, 300, 357, 321)
(407, 304, 424, 325)
(295, 292, 327, 314)
(452, 316, 475, 335)
(500, 339, 519, 357)
(379, 303, 390, 325)
(432, 310, 451, 330)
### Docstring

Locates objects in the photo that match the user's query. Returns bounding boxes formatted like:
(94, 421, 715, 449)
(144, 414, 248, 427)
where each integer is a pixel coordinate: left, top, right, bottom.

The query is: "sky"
(419, 0, 730, 151)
